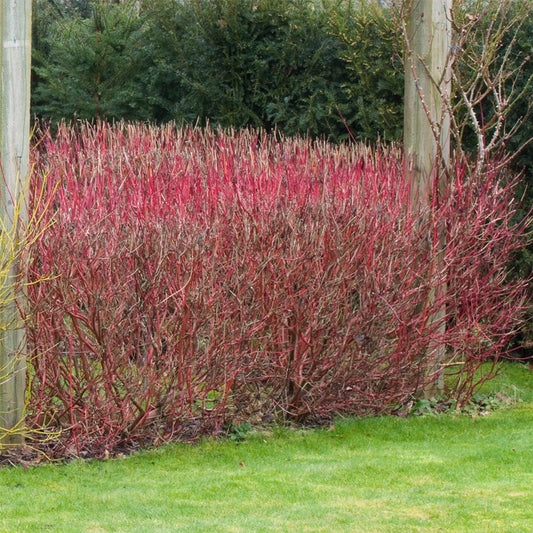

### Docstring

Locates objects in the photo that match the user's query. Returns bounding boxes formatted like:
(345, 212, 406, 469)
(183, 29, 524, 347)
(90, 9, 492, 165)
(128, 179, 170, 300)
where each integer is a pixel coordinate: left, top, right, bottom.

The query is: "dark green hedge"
(31, 1, 532, 151)
(31, 0, 404, 142)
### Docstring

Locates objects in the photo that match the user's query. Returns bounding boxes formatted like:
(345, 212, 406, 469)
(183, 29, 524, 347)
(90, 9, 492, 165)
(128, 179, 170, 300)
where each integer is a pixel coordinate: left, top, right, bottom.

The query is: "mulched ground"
(0, 446, 46, 469)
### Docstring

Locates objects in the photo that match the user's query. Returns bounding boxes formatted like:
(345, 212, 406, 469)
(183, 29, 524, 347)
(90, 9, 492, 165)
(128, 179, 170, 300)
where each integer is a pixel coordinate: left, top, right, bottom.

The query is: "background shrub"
(31, 0, 405, 141)
(327, 1, 403, 142)
(143, 0, 348, 135)
(30, 0, 530, 149)
(27, 122, 528, 458)
(32, 1, 151, 122)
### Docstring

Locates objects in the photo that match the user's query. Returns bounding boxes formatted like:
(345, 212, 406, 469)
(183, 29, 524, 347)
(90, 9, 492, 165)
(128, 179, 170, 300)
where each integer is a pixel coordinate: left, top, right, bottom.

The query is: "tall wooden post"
(0, 0, 32, 447)
(404, 0, 451, 196)
(404, 0, 451, 395)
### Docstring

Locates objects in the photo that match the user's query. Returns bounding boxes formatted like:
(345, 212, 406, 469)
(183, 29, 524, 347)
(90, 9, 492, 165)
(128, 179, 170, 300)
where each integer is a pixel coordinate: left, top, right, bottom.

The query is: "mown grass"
(0, 361, 531, 533)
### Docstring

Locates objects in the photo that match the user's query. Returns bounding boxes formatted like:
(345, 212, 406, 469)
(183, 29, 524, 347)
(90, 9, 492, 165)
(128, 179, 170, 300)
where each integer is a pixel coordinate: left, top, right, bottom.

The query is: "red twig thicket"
(26, 122, 528, 457)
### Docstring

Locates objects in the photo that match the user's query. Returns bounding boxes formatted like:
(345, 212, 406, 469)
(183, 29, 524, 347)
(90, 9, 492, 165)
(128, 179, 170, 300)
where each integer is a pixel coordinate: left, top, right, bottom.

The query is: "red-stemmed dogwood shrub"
(26, 122, 528, 458)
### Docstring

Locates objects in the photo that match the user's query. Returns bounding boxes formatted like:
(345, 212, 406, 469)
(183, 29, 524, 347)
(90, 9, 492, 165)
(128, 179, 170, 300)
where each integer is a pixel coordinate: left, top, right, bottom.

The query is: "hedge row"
(31, 0, 403, 142)
(26, 122, 528, 458)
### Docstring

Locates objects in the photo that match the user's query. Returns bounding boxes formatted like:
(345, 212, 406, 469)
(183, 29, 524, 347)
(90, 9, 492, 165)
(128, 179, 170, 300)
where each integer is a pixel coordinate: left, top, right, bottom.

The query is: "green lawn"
(0, 361, 532, 533)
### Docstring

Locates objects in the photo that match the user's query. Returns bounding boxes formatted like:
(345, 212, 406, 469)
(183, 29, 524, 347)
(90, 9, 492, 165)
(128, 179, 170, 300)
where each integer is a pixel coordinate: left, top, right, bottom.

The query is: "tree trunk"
(404, 0, 451, 396)
(0, 0, 32, 447)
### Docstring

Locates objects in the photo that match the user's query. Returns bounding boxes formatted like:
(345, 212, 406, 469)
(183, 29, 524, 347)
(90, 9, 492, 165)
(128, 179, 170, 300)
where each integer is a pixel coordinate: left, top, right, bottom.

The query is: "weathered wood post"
(404, 0, 451, 196)
(403, 0, 452, 395)
(0, 0, 32, 447)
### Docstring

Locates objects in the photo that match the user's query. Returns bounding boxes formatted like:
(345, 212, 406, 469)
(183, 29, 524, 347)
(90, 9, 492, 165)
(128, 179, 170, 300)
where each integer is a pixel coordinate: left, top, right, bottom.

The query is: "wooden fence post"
(403, 0, 452, 395)
(0, 0, 32, 447)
